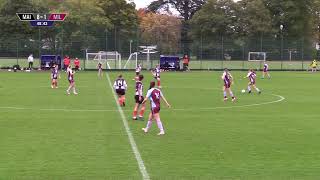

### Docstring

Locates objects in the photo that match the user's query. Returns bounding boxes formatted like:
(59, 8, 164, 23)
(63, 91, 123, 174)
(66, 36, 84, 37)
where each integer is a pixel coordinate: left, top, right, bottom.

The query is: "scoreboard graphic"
(17, 13, 67, 27)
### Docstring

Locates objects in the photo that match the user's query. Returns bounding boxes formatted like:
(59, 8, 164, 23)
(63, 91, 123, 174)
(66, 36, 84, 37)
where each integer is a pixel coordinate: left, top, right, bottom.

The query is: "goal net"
(86, 51, 122, 69)
(248, 52, 266, 61)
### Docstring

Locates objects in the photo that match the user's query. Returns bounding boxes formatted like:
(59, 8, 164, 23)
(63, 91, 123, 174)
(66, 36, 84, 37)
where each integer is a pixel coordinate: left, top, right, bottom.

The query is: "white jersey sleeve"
(246, 72, 251, 77)
(113, 81, 117, 89)
(124, 80, 127, 90)
(146, 89, 153, 99)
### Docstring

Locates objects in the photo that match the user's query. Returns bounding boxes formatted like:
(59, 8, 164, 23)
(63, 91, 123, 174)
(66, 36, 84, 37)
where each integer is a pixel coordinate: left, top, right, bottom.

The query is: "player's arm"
(142, 90, 151, 104)
(161, 95, 171, 108)
(113, 81, 117, 90)
(160, 92, 171, 108)
(124, 81, 128, 90)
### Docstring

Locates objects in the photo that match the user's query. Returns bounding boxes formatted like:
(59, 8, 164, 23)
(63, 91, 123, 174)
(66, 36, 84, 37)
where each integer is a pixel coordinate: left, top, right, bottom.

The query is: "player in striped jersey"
(113, 75, 127, 107)
(221, 68, 236, 102)
(151, 64, 161, 88)
(246, 69, 261, 94)
(51, 64, 59, 89)
(66, 65, 78, 95)
(133, 64, 142, 81)
(132, 75, 146, 120)
(141, 81, 171, 135)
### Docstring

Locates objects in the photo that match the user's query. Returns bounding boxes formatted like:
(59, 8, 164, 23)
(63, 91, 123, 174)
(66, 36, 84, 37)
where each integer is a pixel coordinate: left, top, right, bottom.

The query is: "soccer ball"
(241, 89, 246, 93)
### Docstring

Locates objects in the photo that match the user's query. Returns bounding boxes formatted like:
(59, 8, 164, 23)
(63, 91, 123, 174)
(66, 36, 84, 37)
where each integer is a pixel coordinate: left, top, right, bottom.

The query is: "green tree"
(97, 0, 138, 52)
(190, 0, 236, 38)
(148, 0, 206, 54)
(139, 11, 181, 54)
(0, 0, 37, 40)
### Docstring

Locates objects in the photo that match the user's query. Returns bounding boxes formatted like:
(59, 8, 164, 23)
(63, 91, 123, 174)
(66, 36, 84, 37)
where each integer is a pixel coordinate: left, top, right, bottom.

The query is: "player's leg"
(142, 112, 154, 133)
(253, 84, 261, 94)
(228, 88, 236, 101)
(139, 103, 146, 118)
(55, 78, 58, 88)
(223, 86, 228, 101)
(118, 94, 123, 106)
(122, 95, 126, 106)
(72, 82, 78, 94)
(52, 79, 56, 88)
(157, 78, 161, 88)
(133, 103, 139, 120)
(247, 82, 252, 93)
(154, 112, 165, 135)
(66, 82, 73, 95)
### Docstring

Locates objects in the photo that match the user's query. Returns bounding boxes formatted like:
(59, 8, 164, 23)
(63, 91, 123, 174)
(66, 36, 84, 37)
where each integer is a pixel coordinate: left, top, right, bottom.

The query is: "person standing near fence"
(74, 58, 80, 71)
(63, 56, 70, 71)
(182, 54, 190, 71)
(27, 54, 34, 70)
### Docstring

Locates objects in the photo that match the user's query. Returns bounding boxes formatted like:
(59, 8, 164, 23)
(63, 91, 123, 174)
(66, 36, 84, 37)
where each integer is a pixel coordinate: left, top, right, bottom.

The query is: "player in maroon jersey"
(246, 69, 261, 94)
(221, 68, 236, 102)
(141, 81, 171, 135)
(132, 75, 146, 120)
(262, 63, 271, 79)
(51, 64, 59, 89)
(66, 65, 78, 95)
(97, 62, 103, 78)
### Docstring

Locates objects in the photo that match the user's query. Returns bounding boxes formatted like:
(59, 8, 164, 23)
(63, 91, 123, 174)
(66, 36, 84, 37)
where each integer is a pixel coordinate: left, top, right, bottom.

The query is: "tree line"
(0, 0, 319, 59)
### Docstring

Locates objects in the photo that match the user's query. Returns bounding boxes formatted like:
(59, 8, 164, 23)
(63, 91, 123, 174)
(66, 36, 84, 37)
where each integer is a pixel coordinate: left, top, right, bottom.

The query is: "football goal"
(248, 52, 266, 61)
(86, 51, 122, 69)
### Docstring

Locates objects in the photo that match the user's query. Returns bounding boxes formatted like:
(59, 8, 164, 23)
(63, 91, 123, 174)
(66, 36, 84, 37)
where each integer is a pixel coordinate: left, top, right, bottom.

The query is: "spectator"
(63, 56, 70, 71)
(74, 58, 80, 71)
(182, 54, 190, 71)
(28, 54, 34, 70)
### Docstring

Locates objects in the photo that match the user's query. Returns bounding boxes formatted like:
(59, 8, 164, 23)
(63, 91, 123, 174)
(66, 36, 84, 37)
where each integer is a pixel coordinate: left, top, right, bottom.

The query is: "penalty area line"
(105, 72, 150, 180)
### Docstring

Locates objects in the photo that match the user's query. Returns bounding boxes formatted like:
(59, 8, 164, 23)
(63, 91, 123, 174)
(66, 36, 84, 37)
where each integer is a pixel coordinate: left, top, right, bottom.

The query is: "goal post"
(86, 51, 122, 69)
(248, 52, 266, 61)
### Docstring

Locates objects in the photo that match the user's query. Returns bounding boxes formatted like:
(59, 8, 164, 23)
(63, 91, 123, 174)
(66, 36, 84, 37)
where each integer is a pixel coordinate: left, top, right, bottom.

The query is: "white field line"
(106, 73, 150, 180)
(0, 94, 285, 112)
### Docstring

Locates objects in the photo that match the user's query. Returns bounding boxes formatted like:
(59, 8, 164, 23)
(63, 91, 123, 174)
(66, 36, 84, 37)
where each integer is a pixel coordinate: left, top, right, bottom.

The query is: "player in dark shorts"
(133, 75, 146, 120)
(97, 62, 103, 78)
(221, 68, 236, 102)
(113, 75, 127, 107)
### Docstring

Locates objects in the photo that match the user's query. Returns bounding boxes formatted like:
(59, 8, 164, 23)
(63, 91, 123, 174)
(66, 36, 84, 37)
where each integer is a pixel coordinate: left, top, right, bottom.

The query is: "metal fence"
(0, 33, 316, 71)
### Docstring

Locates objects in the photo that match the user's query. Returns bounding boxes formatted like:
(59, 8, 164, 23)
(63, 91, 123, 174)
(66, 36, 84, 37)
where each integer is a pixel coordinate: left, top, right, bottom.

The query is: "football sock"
(247, 86, 251, 92)
(139, 106, 145, 117)
(255, 87, 260, 92)
(157, 81, 161, 87)
(146, 120, 153, 130)
(156, 120, 164, 132)
(133, 110, 137, 117)
(230, 91, 234, 98)
(223, 91, 227, 98)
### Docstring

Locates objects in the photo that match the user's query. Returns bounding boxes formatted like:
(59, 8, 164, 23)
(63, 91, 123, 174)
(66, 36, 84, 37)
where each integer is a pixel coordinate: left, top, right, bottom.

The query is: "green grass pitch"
(0, 70, 319, 179)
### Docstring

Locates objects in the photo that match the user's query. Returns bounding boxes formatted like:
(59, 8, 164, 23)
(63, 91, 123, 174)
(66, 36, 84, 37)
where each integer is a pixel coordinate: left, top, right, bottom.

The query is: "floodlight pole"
(130, 40, 133, 55)
(280, 25, 284, 61)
